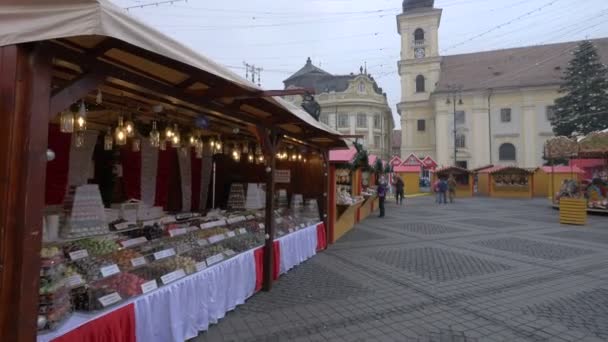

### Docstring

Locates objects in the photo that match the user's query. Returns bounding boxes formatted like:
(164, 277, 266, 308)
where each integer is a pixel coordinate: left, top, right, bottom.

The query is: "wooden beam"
(49, 70, 105, 116)
(321, 149, 330, 243)
(0, 43, 52, 342)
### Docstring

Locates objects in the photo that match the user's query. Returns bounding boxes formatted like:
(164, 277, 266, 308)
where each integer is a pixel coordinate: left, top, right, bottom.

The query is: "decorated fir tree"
(552, 40, 608, 137)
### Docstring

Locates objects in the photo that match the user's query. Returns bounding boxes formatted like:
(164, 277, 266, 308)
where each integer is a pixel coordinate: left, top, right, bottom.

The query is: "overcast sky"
(114, 0, 608, 129)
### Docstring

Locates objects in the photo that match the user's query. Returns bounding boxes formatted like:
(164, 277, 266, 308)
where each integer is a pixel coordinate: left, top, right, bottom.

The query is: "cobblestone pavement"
(194, 197, 608, 342)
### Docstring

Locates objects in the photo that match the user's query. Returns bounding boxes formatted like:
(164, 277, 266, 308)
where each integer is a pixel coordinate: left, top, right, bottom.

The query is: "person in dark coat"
(377, 178, 387, 217)
(394, 176, 405, 205)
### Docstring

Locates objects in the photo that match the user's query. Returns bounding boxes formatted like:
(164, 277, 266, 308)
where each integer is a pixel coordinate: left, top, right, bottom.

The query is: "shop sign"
(275, 169, 291, 183)
(98, 292, 122, 307)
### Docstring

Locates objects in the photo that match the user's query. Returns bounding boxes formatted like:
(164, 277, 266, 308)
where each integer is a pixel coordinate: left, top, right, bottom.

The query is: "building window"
(357, 114, 367, 128)
(414, 28, 425, 43)
(373, 115, 381, 129)
(358, 82, 365, 93)
(546, 105, 556, 121)
(338, 114, 349, 128)
(417, 119, 426, 132)
(374, 135, 381, 148)
(455, 134, 466, 148)
(455, 110, 465, 125)
(500, 108, 511, 123)
(499, 143, 516, 161)
(319, 114, 329, 125)
(415, 75, 425, 93)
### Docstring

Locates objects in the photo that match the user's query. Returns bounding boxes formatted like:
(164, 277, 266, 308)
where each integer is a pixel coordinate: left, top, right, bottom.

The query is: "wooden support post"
(258, 127, 281, 292)
(0, 43, 52, 341)
(320, 150, 330, 245)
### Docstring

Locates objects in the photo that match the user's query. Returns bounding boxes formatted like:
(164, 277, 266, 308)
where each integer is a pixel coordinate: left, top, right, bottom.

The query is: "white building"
(284, 58, 394, 159)
(397, 0, 608, 169)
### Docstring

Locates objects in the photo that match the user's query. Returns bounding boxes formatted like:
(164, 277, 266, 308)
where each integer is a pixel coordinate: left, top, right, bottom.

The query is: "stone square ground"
(194, 197, 608, 342)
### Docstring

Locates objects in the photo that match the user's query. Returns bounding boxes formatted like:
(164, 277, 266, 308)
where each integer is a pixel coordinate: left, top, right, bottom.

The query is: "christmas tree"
(552, 40, 608, 137)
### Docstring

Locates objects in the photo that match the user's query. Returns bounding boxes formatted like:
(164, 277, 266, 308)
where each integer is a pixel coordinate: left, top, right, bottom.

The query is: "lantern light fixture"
(115, 116, 127, 146)
(149, 121, 160, 148)
(60, 110, 75, 133)
(104, 127, 113, 151)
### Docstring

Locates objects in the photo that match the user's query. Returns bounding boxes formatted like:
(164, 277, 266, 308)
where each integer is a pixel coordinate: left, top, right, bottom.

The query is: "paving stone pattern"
(474, 237, 594, 261)
(369, 247, 512, 282)
(194, 197, 608, 342)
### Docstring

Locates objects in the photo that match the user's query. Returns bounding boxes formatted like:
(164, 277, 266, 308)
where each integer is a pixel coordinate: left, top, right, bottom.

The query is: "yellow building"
(397, 0, 608, 169)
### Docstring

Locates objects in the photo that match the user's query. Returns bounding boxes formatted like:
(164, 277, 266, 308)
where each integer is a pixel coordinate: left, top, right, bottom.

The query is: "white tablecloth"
(134, 249, 256, 342)
(277, 224, 318, 275)
(38, 249, 256, 342)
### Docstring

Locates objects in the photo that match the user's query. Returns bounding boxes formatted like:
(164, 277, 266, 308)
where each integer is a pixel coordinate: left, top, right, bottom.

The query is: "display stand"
(431, 166, 474, 198)
(358, 195, 378, 221)
(476, 166, 535, 198)
(559, 198, 587, 225)
(334, 200, 364, 242)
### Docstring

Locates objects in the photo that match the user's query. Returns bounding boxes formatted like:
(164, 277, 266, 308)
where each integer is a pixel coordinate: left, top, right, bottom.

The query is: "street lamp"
(446, 84, 464, 167)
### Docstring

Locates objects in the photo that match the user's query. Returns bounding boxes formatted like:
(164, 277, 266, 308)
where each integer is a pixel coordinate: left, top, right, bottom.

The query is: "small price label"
(100, 264, 120, 278)
(120, 236, 147, 248)
(154, 248, 176, 260)
(288, 228, 294, 233)
(66, 274, 84, 288)
(142, 219, 158, 226)
(69, 249, 89, 261)
(197, 239, 209, 246)
(258, 223, 265, 229)
(276, 218, 283, 224)
(161, 269, 186, 285)
(141, 280, 158, 294)
(224, 249, 236, 257)
(206, 253, 225, 266)
(300, 223, 306, 229)
(186, 226, 199, 232)
(159, 216, 177, 224)
(169, 228, 187, 237)
(195, 261, 207, 272)
(114, 222, 132, 230)
(98, 292, 122, 307)
(227, 216, 246, 224)
(200, 220, 225, 230)
(225, 231, 236, 238)
(131, 256, 146, 267)
(246, 215, 255, 220)
(238, 228, 247, 235)
(208, 234, 225, 244)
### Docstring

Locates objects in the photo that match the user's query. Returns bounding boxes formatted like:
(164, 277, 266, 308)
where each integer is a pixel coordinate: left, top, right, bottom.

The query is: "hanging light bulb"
(298, 154, 302, 161)
(104, 127, 113, 151)
(132, 138, 141, 152)
(242, 143, 249, 154)
(149, 121, 160, 148)
(160, 138, 167, 151)
(291, 153, 297, 161)
(189, 134, 197, 147)
(96, 89, 103, 104)
(76, 101, 87, 132)
(75, 131, 85, 148)
(195, 139, 203, 159)
(115, 115, 127, 146)
(248, 154, 254, 163)
(165, 124, 173, 138)
(60, 110, 74, 133)
(216, 138, 222, 153)
(171, 134, 180, 148)
(255, 144, 262, 156)
(209, 139, 215, 149)
(125, 117, 135, 138)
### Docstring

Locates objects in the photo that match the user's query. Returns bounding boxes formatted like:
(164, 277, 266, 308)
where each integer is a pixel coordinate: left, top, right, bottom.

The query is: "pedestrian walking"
(377, 177, 387, 217)
(433, 179, 441, 204)
(394, 176, 404, 205)
(438, 177, 448, 204)
(448, 174, 457, 203)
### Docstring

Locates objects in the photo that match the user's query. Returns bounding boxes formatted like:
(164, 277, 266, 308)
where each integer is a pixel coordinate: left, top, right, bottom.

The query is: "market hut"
(432, 166, 474, 197)
(533, 166, 585, 199)
(0, 1, 347, 340)
(479, 166, 536, 198)
(394, 165, 421, 195)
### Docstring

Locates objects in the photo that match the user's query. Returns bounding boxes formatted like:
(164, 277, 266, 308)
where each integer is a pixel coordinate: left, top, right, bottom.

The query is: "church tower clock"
(396, 0, 442, 160)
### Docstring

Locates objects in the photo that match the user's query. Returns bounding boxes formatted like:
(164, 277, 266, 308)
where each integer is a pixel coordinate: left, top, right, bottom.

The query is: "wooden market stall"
(477, 166, 535, 198)
(0, 1, 347, 341)
(533, 166, 585, 199)
(394, 165, 421, 195)
(357, 154, 381, 222)
(328, 148, 362, 243)
(432, 166, 474, 198)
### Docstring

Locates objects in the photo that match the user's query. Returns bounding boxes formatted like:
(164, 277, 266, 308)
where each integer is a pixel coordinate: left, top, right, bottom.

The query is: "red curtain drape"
(45, 124, 72, 205)
(253, 241, 281, 292)
(120, 146, 141, 200)
(52, 304, 136, 342)
(316, 223, 327, 252)
(190, 151, 201, 211)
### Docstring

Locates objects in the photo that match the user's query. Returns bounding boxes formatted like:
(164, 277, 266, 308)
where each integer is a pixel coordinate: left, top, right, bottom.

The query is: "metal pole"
(453, 94, 457, 167)
(488, 89, 493, 164)
(212, 161, 216, 208)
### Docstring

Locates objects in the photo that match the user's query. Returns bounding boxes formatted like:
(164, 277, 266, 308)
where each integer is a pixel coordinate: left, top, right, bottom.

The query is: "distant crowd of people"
(375, 173, 458, 219)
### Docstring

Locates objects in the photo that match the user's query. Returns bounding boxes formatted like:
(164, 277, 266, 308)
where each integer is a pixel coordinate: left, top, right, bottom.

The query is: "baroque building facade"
(397, 0, 608, 169)
(283, 58, 394, 159)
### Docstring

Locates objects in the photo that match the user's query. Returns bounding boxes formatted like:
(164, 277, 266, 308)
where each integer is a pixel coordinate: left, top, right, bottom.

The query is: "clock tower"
(396, 0, 442, 160)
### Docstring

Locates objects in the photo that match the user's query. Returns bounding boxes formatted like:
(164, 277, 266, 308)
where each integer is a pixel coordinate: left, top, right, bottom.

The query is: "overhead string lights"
(171, 123, 180, 148)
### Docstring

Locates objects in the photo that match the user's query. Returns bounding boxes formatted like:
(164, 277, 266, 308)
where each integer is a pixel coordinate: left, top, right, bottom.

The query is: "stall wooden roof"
(540, 166, 585, 174)
(329, 148, 356, 162)
(394, 165, 421, 173)
(0, 0, 346, 148)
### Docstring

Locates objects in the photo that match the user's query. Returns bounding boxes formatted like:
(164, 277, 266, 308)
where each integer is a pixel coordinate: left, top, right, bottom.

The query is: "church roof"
(435, 38, 608, 93)
(284, 58, 384, 95)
